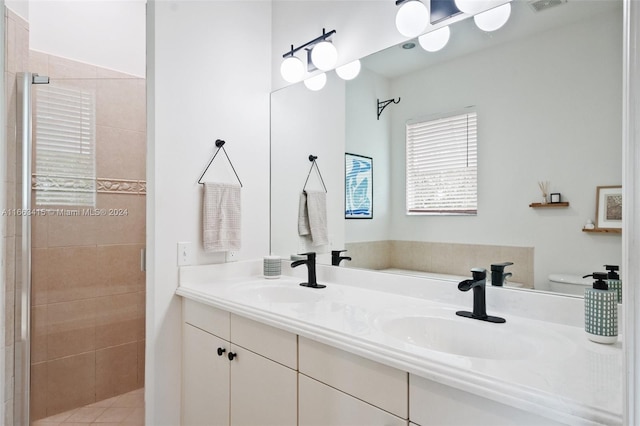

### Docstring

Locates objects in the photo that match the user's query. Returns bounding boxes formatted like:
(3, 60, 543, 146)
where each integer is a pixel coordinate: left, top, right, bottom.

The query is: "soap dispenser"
(604, 264, 622, 303)
(583, 272, 618, 344)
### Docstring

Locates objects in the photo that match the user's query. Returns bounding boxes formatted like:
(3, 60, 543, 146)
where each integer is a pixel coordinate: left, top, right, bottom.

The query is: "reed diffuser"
(538, 181, 549, 204)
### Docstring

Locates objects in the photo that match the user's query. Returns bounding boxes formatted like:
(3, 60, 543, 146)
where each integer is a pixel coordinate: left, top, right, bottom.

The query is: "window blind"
(406, 111, 477, 215)
(34, 85, 96, 207)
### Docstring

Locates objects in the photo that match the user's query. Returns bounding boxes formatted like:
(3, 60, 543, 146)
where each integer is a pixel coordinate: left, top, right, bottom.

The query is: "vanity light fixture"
(418, 25, 451, 52)
(281, 28, 338, 83)
(280, 53, 305, 83)
(395, 0, 429, 38)
(336, 59, 361, 80)
(310, 40, 338, 71)
(473, 2, 512, 32)
(455, 0, 504, 14)
(304, 73, 327, 91)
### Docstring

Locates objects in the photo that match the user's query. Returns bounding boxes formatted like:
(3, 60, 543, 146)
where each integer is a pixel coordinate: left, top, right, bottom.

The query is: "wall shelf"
(582, 228, 622, 234)
(529, 202, 569, 208)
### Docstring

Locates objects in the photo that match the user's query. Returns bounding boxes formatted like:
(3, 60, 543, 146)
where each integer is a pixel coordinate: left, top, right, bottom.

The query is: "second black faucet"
(291, 252, 326, 289)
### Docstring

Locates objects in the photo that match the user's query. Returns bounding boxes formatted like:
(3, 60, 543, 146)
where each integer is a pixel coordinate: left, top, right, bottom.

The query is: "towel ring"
(198, 139, 243, 187)
(303, 154, 327, 193)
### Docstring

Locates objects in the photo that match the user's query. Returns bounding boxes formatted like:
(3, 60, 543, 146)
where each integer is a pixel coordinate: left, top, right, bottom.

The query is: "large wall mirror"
(271, 0, 623, 295)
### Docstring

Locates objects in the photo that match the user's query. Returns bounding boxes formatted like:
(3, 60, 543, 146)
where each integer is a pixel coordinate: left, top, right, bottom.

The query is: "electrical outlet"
(177, 242, 192, 266)
(226, 250, 238, 262)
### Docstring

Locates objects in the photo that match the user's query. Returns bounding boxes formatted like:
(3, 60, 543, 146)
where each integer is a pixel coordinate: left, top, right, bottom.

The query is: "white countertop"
(177, 260, 622, 426)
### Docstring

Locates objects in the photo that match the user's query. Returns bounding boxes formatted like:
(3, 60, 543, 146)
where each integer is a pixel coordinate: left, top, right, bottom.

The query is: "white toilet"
(548, 274, 592, 295)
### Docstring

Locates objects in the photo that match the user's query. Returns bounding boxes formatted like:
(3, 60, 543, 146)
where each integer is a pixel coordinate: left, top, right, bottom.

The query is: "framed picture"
(345, 153, 373, 219)
(550, 193, 561, 203)
(596, 185, 622, 229)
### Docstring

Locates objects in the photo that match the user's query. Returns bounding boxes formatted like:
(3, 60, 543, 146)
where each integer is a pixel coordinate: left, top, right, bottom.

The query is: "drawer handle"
(228, 352, 237, 361)
(217, 347, 226, 356)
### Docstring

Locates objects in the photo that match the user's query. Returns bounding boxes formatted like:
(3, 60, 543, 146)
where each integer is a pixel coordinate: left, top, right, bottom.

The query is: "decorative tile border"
(97, 178, 146, 195)
(32, 175, 146, 195)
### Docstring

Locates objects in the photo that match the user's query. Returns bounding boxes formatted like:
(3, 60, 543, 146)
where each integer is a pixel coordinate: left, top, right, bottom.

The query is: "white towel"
(300, 190, 328, 246)
(298, 192, 311, 236)
(203, 183, 241, 252)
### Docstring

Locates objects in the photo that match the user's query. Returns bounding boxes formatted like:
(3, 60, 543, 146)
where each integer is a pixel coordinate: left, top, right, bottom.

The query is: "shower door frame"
(14, 71, 35, 426)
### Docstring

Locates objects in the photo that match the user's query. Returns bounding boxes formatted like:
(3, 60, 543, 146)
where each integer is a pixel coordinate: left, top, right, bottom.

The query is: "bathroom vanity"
(177, 260, 622, 425)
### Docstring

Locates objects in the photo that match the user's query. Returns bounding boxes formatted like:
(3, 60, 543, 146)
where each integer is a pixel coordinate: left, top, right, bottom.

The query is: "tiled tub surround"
(23, 50, 144, 419)
(346, 240, 534, 288)
(178, 260, 622, 425)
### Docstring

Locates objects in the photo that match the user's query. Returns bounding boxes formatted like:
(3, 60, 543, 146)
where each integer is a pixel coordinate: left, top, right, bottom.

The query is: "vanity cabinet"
(298, 336, 408, 425)
(181, 299, 297, 426)
(181, 298, 571, 426)
(299, 374, 408, 426)
(409, 374, 566, 426)
(182, 324, 230, 425)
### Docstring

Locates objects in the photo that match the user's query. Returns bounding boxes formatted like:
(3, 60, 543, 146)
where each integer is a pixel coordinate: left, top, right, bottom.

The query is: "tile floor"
(32, 388, 144, 426)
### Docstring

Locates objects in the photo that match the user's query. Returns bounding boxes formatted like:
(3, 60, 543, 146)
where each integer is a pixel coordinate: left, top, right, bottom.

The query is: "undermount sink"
(376, 315, 536, 360)
(231, 280, 325, 304)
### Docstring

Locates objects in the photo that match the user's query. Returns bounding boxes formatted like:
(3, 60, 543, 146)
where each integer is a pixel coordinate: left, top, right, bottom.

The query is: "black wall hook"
(197, 139, 243, 187)
(303, 154, 327, 193)
(377, 97, 401, 120)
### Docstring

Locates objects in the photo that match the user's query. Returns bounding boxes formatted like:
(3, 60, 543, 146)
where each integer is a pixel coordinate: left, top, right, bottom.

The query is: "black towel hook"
(197, 139, 243, 187)
(303, 154, 327, 193)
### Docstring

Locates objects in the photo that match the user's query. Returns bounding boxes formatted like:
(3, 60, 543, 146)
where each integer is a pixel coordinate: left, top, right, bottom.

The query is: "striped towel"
(203, 183, 241, 252)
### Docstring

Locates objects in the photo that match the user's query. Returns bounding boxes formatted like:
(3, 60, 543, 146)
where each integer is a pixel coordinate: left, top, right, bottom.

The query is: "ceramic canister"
(263, 256, 281, 279)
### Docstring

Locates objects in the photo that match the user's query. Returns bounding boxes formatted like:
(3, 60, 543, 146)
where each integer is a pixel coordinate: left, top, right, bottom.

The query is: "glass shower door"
(15, 70, 146, 424)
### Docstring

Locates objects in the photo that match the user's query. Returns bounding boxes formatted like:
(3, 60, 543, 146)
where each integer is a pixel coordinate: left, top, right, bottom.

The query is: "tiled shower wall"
(4, 9, 30, 425)
(4, 7, 147, 422)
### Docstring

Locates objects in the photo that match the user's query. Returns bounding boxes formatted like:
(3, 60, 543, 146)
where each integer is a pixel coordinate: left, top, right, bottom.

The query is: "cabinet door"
(410, 374, 567, 426)
(299, 374, 408, 426)
(229, 344, 297, 426)
(182, 324, 230, 426)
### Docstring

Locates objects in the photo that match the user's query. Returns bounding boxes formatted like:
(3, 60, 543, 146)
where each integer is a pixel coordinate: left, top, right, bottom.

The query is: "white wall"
(28, 0, 146, 77)
(5, 0, 26, 20)
(147, 1, 271, 423)
(387, 9, 622, 287)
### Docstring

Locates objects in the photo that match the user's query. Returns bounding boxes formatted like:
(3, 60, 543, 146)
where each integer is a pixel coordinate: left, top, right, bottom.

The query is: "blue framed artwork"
(345, 153, 373, 219)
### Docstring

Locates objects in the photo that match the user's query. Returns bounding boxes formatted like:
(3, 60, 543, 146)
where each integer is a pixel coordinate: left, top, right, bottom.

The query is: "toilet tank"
(548, 274, 591, 295)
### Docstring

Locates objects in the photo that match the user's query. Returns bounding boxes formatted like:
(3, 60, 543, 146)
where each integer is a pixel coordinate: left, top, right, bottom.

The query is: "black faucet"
(331, 250, 352, 266)
(291, 252, 326, 289)
(456, 268, 505, 323)
(490, 261, 514, 286)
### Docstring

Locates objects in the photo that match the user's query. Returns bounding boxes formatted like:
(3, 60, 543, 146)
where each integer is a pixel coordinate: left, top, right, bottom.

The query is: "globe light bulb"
(304, 73, 327, 91)
(336, 60, 361, 80)
(418, 26, 451, 52)
(280, 56, 304, 83)
(455, 0, 489, 14)
(311, 41, 338, 71)
(474, 2, 511, 32)
(395, 0, 429, 38)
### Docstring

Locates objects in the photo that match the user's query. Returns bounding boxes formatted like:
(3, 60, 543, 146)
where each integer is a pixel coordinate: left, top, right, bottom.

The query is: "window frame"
(405, 108, 478, 216)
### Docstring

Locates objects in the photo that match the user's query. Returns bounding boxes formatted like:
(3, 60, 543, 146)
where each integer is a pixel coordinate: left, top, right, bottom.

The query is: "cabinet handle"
(217, 347, 226, 356)
(227, 352, 237, 361)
